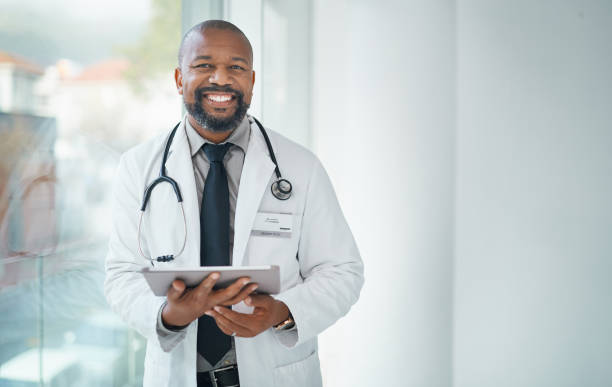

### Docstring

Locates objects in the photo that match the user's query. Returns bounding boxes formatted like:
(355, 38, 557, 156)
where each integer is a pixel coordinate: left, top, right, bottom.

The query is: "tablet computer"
(141, 265, 280, 296)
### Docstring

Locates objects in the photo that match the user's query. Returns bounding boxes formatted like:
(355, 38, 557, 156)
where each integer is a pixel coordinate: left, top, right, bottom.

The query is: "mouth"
(202, 92, 237, 108)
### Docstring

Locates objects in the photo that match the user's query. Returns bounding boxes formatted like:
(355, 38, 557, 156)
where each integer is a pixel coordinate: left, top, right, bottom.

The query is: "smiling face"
(175, 27, 255, 134)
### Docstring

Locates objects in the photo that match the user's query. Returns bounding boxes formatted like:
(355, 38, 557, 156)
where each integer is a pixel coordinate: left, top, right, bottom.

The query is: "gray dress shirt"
(156, 115, 251, 372)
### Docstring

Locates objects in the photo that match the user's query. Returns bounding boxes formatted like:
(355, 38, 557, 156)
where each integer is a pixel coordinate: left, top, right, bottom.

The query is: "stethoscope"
(137, 115, 292, 265)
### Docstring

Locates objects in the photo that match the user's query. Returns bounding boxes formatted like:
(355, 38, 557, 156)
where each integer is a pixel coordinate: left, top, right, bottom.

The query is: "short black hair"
(177, 20, 253, 66)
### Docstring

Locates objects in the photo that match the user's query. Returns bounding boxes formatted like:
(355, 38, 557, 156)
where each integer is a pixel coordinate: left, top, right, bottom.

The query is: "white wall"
(312, 1, 455, 386)
(313, 0, 612, 386)
(454, 1, 612, 386)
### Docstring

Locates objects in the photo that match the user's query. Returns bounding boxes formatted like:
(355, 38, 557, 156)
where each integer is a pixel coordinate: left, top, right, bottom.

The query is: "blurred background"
(0, 0, 610, 386)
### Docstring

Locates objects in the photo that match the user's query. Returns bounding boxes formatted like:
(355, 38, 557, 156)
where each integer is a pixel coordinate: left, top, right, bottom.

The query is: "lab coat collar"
(233, 117, 275, 266)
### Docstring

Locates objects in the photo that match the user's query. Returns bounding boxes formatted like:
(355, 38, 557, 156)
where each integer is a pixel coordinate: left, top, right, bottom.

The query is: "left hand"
(205, 294, 290, 338)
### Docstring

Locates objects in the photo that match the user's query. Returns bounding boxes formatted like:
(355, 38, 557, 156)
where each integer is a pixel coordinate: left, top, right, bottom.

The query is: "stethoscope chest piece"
(271, 178, 292, 200)
(250, 116, 293, 201)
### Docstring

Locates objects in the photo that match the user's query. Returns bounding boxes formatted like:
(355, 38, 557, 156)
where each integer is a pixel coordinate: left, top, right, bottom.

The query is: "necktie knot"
(203, 142, 232, 163)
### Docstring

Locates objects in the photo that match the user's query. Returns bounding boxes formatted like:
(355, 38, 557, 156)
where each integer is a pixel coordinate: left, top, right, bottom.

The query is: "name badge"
(251, 212, 292, 238)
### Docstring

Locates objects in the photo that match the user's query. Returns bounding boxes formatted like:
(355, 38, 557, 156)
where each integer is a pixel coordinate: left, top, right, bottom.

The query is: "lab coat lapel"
(233, 122, 275, 267)
(163, 121, 200, 267)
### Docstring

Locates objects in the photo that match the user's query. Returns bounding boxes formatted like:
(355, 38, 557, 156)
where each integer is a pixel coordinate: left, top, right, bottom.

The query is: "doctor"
(105, 20, 364, 387)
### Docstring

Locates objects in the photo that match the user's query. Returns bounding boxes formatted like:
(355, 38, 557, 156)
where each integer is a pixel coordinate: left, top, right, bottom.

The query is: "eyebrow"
(231, 56, 249, 65)
(192, 55, 250, 65)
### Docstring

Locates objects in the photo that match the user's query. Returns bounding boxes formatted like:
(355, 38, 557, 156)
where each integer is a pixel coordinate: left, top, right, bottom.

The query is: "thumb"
(167, 279, 186, 302)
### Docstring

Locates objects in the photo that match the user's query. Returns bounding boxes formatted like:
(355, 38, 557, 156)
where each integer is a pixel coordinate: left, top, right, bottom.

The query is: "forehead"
(182, 28, 252, 65)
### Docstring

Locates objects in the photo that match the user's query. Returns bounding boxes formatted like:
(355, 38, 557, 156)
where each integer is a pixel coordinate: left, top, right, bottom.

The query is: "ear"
(251, 70, 256, 87)
(174, 67, 183, 95)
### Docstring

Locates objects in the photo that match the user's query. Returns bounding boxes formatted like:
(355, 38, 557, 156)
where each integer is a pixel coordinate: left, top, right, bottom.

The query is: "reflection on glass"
(0, 0, 181, 385)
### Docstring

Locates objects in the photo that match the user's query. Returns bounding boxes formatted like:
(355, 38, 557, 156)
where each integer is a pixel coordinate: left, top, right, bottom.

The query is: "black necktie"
(197, 142, 232, 365)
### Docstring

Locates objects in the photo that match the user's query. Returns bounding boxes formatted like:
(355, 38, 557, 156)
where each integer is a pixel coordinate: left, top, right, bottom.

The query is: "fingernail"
(211, 273, 220, 280)
(214, 306, 222, 312)
(204, 311, 213, 316)
(242, 279, 249, 286)
(252, 285, 258, 290)
(245, 297, 251, 305)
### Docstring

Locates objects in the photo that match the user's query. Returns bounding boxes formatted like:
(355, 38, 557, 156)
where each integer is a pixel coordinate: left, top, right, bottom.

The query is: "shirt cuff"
(157, 301, 188, 335)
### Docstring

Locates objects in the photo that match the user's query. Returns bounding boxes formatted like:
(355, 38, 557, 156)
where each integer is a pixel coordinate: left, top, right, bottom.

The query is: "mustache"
(195, 86, 244, 100)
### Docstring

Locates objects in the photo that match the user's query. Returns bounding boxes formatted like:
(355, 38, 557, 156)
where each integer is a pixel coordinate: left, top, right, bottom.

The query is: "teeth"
(208, 94, 232, 102)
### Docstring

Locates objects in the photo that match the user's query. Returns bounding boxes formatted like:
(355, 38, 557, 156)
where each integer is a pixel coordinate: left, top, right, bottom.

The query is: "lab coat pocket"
(246, 233, 300, 290)
(251, 212, 293, 238)
(272, 350, 322, 387)
(247, 212, 298, 265)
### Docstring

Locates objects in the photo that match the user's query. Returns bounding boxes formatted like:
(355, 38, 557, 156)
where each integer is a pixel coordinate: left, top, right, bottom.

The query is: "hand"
(205, 294, 290, 338)
(161, 273, 258, 328)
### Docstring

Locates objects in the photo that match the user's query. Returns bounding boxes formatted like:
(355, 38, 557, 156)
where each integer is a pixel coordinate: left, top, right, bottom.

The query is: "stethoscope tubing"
(137, 202, 187, 265)
(137, 115, 291, 265)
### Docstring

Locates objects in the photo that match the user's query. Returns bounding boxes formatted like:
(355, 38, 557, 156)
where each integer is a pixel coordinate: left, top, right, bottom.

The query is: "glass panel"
(225, 0, 312, 148)
(0, 0, 181, 385)
(0, 255, 42, 387)
(261, 0, 311, 148)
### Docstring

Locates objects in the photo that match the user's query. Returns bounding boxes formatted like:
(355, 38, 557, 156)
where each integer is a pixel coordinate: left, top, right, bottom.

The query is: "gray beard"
(184, 92, 249, 133)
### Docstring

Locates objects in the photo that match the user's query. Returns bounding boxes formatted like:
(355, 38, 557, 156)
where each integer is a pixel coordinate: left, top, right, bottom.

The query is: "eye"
(230, 65, 245, 71)
(194, 63, 212, 69)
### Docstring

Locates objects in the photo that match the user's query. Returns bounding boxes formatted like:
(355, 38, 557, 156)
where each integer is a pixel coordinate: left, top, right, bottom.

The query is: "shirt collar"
(185, 114, 251, 157)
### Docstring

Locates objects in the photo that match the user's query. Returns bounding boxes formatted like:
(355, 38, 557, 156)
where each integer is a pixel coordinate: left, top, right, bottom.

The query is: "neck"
(188, 115, 233, 144)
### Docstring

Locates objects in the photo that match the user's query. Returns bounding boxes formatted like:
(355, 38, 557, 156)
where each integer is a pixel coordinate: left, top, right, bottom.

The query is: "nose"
(209, 67, 232, 86)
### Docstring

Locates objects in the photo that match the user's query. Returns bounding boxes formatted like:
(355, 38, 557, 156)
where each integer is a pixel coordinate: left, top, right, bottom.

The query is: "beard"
(184, 86, 250, 133)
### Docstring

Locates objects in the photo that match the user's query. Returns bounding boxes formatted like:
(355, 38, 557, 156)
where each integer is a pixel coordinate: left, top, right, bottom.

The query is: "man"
(105, 20, 363, 387)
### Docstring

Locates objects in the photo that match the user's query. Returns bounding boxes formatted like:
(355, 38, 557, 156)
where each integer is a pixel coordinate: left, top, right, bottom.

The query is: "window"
(0, 1, 181, 385)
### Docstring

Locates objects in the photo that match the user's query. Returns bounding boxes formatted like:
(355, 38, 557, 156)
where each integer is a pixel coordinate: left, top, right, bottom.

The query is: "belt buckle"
(209, 364, 237, 387)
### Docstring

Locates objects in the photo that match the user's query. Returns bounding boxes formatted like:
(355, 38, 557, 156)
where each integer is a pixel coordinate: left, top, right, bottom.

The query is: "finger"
(193, 272, 220, 297)
(212, 305, 257, 329)
(166, 279, 186, 302)
(220, 283, 259, 306)
(215, 318, 245, 338)
(216, 318, 251, 338)
(206, 309, 253, 337)
(244, 294, 271, 308)
(208, 277, 251, 304)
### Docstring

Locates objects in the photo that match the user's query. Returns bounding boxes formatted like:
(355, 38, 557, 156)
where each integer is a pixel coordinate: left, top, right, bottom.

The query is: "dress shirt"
(156, 115, 251, 372)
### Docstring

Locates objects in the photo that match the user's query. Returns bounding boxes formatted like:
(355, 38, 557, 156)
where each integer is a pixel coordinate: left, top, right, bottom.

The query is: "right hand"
(161, 273, 258, 328)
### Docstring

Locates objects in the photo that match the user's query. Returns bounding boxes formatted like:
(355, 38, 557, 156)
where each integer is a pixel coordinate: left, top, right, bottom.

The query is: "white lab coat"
(104, 118, 364, 387)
